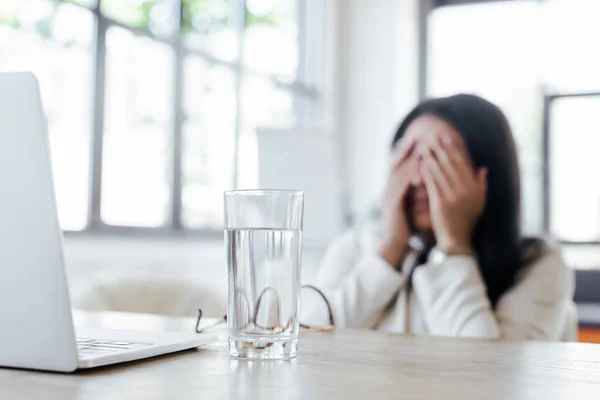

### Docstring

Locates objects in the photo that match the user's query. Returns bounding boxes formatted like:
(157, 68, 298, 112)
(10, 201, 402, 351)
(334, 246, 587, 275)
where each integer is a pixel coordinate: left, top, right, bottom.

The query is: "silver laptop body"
(0, 72, 214, 372)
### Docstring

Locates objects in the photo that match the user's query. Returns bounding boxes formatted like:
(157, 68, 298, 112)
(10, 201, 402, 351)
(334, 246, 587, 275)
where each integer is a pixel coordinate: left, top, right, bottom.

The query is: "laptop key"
(79, 348, 115, 355)
(88, 344, 132, 351)
(76, 338, 154, 356)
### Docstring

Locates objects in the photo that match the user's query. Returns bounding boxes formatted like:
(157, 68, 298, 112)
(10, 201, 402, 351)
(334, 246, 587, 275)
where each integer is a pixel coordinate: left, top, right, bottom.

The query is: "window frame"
(51, 0, 322, 235)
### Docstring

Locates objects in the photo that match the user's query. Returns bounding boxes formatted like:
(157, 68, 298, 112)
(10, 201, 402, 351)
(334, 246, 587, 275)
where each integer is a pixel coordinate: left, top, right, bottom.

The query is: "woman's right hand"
(378, 137, 418, 268)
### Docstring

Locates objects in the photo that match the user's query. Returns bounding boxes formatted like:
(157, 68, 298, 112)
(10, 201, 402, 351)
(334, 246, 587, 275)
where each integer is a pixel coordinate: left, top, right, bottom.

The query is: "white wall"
(331, 0, 420, 221)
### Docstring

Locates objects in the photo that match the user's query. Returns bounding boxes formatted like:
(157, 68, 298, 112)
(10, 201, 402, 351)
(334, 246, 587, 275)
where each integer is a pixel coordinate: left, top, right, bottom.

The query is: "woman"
(314, 94, 577, 340)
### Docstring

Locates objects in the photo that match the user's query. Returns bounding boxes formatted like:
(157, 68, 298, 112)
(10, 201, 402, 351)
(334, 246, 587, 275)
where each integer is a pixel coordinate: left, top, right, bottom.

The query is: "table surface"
(2, 311, 600, 400)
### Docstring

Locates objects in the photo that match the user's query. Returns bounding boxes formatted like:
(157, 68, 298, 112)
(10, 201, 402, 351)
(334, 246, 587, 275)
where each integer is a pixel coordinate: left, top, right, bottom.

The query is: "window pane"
(182, 56, 236, 228)
(182, 0, 238, 62)
(100, 0, 177, 38)
(238, 75, 294, 189)
(550, 96, 600, 241)
(102, 27, 174, 227)
(236, 128, 259, 189)
(428, 1, 539, 100)
(244, 0, 298, 81)
(0, 0, 93, 231)
(543, 0, 600, 92)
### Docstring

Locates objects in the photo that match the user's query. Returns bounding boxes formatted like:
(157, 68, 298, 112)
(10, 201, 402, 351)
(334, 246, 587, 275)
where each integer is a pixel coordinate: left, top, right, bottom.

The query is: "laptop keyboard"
(77, 337, 153, 356)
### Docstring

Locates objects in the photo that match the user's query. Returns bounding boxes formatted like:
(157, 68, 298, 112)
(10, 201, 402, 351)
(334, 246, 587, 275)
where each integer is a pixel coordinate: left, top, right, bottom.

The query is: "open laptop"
(0, 72, 215, 372)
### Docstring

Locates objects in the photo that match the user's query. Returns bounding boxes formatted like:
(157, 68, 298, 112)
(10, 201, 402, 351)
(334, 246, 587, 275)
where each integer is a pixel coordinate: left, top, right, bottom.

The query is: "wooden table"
(2, 311, 600, 399)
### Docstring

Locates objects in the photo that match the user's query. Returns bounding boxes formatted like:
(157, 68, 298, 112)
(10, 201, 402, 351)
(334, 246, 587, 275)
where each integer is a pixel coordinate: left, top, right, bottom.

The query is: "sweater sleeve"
(411, 248, 574, 340)
(311, 231, 406, 329)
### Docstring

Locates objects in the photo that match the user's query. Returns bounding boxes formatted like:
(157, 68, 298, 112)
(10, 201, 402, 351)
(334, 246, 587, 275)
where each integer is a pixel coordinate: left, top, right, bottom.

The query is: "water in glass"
(226, 228, 302, 359)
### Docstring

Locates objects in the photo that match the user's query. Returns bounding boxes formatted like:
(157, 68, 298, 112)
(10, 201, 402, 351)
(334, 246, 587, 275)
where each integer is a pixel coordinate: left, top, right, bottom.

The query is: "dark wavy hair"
(393, 94, 543, 307)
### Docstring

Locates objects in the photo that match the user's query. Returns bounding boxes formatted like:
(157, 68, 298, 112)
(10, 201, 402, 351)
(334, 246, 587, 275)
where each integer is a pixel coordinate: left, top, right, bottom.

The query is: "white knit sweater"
(313, 230, 577, 341)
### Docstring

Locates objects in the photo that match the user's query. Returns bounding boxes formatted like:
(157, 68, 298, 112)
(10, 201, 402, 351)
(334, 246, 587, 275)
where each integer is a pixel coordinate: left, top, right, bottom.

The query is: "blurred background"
(1, 0, 600, 333)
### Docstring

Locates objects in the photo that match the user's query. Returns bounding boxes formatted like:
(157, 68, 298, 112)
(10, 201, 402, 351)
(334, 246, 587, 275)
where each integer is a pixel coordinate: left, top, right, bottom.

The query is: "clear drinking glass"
(224, 190, 304, 359)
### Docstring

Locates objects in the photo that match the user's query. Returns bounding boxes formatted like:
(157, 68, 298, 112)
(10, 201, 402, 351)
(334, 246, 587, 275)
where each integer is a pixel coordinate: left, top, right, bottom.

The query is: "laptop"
(0, 72, 215, 372)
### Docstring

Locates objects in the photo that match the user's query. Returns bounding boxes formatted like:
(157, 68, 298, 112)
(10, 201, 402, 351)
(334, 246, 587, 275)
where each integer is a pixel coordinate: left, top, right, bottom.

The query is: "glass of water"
(224, 190, 304, 359)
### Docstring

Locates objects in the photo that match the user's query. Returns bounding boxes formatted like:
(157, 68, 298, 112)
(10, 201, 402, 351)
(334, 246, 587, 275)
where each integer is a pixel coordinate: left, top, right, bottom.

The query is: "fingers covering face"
(391, 136, 416, 169)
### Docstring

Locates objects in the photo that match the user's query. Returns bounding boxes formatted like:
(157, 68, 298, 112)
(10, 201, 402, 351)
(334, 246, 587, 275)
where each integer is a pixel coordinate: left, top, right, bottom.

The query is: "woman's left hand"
(421, 138, 487, 250)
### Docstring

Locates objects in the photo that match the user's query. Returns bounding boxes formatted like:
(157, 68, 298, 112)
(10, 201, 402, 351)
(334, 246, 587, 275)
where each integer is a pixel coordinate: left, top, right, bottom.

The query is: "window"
(426, 0, 600, 271)
(0, 0, 323, 232)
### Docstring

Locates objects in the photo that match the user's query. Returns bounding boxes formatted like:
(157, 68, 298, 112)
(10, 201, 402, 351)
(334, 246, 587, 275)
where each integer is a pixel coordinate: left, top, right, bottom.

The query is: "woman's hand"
(421, 138, 487, 250)
(378, 137, 419, 267)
